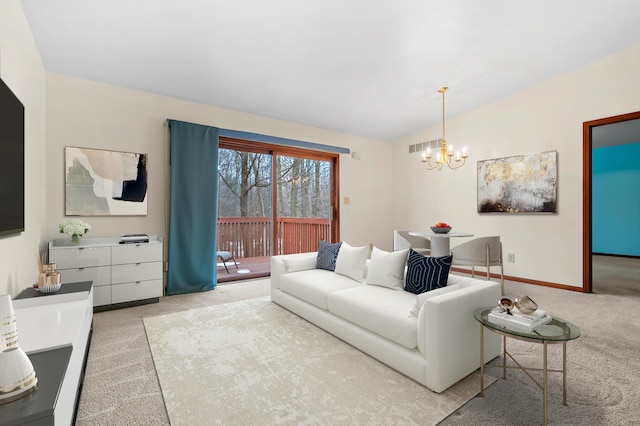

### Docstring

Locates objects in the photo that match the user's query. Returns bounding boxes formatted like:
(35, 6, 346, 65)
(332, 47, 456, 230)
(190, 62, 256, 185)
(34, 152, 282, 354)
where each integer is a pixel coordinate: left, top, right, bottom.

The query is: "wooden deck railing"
(217, 216, 330, 258)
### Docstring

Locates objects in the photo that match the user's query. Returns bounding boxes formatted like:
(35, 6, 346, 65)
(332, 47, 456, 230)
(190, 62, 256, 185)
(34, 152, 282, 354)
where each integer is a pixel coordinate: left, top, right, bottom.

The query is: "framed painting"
(65, 146, 148, 216)
(477, 150, 557, 213)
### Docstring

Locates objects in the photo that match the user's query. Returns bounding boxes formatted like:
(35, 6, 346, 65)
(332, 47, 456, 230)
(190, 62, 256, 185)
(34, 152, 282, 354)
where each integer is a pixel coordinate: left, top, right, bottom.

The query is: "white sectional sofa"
(271, 250, 502, 393)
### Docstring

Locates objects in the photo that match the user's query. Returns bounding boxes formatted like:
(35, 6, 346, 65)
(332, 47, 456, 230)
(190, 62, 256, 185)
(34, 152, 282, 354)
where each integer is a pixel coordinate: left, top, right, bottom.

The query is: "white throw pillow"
(334, 242, 369, 282)
(366, 247, 409, 290)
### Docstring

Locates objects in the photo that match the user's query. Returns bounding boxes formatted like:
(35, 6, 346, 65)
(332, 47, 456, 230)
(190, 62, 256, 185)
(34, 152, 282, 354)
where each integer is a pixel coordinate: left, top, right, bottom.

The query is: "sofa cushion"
(327, 285, 418, 349)
(283, 255, 317, 273)
(405, 250, 453, 294)
(366, 247, 409, 290)
(316, 240, 342, 271)
(334, 242, 369, 282)
(279, 269, 361, 310)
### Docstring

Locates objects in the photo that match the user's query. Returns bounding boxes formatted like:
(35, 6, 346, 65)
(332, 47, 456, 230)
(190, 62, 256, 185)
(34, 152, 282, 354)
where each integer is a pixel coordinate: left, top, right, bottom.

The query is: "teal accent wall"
(592, 142, 640, 256)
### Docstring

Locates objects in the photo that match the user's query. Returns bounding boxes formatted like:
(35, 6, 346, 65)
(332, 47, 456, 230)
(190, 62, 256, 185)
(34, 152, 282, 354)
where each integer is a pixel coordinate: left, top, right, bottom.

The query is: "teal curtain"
(166, 120, 219, 295)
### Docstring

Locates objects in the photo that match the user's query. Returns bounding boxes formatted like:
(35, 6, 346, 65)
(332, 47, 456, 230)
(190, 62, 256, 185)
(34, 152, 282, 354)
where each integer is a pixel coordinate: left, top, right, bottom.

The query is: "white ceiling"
(20, 0, 640, 142)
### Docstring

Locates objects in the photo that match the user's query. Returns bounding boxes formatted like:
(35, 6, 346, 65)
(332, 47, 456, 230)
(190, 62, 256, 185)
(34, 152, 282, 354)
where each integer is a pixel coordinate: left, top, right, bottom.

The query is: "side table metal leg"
(543, 341, 548, 426)
(480, 325, 484, 396)
(503, 335, 507, 379)
(563, 341, 567, 405)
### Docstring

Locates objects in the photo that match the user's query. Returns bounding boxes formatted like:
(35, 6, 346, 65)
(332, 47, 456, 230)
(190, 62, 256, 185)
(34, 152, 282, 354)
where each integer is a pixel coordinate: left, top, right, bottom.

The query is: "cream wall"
(6, 0, 639, 294)
(0, 1, 47, 297)
(393, 44, 640, 288)
(45, 74, 394, 252)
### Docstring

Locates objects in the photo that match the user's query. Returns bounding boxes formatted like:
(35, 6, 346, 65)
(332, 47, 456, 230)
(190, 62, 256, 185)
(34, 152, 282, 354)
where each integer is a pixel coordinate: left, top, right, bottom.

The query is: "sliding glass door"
(276, 155, 333, 254)
(217, 148, 272, 266)
(217, 137, 339, 281)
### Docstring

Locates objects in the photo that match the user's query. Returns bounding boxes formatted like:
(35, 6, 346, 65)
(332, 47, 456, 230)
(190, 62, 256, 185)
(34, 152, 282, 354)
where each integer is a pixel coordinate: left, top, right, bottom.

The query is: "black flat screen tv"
(0, 77, 25, 237)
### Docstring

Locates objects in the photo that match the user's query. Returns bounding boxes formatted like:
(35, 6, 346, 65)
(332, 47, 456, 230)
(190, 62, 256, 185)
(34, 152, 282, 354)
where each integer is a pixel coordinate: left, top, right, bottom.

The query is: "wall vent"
(408, 139, 442, 155)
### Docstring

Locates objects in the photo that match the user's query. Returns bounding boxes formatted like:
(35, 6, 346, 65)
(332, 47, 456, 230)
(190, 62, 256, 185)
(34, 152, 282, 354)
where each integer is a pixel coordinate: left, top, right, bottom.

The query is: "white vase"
(0, 295, 18, 351)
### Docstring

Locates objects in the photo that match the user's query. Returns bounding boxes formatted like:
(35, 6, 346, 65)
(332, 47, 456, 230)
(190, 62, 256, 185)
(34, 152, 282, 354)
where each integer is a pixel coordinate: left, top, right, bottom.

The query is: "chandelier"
(421, 87, 468, 170)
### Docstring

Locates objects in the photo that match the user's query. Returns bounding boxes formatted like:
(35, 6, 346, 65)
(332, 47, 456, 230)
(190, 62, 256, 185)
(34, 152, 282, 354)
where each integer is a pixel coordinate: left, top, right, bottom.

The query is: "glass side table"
(473, 307, 581, 426)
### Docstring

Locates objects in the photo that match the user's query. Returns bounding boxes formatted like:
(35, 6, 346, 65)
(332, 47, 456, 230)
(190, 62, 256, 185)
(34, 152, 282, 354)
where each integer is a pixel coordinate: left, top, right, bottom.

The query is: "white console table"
(48, 236, 164, 309)
(2, 282, 93, 425)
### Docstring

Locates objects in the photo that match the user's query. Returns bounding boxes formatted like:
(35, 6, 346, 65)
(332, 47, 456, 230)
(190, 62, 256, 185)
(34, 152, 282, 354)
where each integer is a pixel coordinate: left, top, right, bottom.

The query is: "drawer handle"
(78, 267, 85, 271)
(136, 281, 141, 284)
(78, 247, 85, 250)
(136, 263, 142, 265)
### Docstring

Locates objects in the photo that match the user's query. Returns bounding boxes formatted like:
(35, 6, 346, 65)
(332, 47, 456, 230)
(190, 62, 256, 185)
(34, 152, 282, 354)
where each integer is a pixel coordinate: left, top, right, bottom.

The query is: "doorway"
(582, 111, 640, 293)
(216, 137, 340, 282)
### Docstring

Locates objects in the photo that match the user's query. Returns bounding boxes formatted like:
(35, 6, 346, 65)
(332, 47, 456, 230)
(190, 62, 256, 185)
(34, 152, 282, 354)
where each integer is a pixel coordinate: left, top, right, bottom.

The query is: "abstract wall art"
(65, 146, 148, 216)
(477, 150, 557, 214)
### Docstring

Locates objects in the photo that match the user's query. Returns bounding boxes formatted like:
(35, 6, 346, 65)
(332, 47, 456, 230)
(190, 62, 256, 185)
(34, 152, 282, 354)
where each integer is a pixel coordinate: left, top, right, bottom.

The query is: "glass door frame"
(219, 136, 341, 255)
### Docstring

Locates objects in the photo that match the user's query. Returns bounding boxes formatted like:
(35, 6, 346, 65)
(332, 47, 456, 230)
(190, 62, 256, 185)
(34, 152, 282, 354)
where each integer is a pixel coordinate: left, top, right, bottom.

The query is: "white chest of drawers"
(49, 236, 164, 308)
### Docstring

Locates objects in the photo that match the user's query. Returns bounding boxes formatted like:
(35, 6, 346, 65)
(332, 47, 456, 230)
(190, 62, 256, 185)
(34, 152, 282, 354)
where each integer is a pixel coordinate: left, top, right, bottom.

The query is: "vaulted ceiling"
(21, 0, 640, 142)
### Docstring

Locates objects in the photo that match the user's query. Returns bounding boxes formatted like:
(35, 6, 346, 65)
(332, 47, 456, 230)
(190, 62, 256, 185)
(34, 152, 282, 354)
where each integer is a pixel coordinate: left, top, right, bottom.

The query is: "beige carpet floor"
(75, 272, 640, 425)
(144, 297, 492, 426)
(75, 279, 271, 425)
(440, 280, 640, 425)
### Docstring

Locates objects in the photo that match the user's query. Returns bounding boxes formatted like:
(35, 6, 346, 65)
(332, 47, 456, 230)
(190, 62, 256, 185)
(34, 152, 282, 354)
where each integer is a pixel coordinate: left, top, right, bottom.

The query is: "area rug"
(143, 297, 495, 425)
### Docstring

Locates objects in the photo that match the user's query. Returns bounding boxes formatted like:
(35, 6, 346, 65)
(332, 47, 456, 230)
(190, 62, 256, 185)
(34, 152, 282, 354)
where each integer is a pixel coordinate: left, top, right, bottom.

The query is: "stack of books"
(488, 307, 552, 332)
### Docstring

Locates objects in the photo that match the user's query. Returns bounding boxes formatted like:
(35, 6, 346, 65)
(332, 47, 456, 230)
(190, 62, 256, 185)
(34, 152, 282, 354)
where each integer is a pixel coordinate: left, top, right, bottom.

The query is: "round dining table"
(409, 231, 473, 257)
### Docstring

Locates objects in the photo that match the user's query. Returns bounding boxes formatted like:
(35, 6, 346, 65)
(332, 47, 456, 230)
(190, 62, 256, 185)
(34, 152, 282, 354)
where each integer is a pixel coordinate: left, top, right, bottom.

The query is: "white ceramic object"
(0, 295, 18, 351)
(38, 282, 62, 294)
(0, 346, 38, 404)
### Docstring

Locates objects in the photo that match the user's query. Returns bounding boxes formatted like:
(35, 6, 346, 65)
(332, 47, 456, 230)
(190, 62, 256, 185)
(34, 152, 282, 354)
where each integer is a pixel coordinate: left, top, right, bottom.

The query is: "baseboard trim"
(93, 297, 160, 312)
(450, 267, 585, 293)
(593, 252, 640, 259)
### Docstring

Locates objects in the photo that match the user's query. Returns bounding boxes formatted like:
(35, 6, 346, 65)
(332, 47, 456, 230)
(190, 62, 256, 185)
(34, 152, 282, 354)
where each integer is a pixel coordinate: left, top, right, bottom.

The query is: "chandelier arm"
(446, 157, 467, 170)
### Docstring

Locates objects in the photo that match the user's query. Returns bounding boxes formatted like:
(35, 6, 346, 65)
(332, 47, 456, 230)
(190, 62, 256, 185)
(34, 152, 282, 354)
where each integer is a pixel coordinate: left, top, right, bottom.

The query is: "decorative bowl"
(498, 297, 514, 313)
(514, 294, 538, 314)
(431, 226, 452, 234)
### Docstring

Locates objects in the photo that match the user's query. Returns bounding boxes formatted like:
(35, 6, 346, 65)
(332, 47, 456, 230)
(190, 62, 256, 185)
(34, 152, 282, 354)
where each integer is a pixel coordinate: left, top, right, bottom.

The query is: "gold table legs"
(478, 326, 569, 426)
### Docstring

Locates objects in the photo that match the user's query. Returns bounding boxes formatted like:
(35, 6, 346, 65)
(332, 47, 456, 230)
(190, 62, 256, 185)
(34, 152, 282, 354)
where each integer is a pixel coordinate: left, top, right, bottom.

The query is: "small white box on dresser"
(49, 236, 164, 309)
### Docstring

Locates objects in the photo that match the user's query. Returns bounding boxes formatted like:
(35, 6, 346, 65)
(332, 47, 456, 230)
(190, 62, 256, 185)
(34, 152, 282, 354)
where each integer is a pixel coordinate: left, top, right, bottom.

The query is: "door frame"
(219, 136, 340, 250)
(582, 110, 640, 292)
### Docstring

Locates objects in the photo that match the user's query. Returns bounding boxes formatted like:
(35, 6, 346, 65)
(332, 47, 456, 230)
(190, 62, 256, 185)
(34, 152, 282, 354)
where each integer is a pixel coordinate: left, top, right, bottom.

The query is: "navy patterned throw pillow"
(316, 240, 342, 271)
(404, 249, 453, 294)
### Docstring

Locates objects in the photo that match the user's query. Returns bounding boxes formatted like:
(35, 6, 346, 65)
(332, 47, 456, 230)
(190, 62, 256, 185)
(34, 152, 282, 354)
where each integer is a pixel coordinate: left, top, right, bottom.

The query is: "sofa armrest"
(270, 252, 318, 290)
(420, 280, 501, 393)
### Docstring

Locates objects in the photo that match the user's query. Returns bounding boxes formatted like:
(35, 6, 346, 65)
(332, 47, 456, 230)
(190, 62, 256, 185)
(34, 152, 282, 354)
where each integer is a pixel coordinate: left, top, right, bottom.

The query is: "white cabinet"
(11, 283, 94, 425)
(49, 236, 164, 308)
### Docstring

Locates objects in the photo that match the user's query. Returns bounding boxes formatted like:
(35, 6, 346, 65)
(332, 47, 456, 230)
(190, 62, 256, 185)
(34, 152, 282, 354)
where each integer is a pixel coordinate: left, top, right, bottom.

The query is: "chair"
(450, 236, 504, 293)
(393, 230, 430, 255)
(217, 251, 238, 274)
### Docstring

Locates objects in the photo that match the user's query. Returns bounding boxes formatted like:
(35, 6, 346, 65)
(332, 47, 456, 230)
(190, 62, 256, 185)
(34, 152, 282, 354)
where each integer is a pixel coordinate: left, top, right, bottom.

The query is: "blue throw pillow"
(404, 249, 453, 294)
(316, 240, 342, 271)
